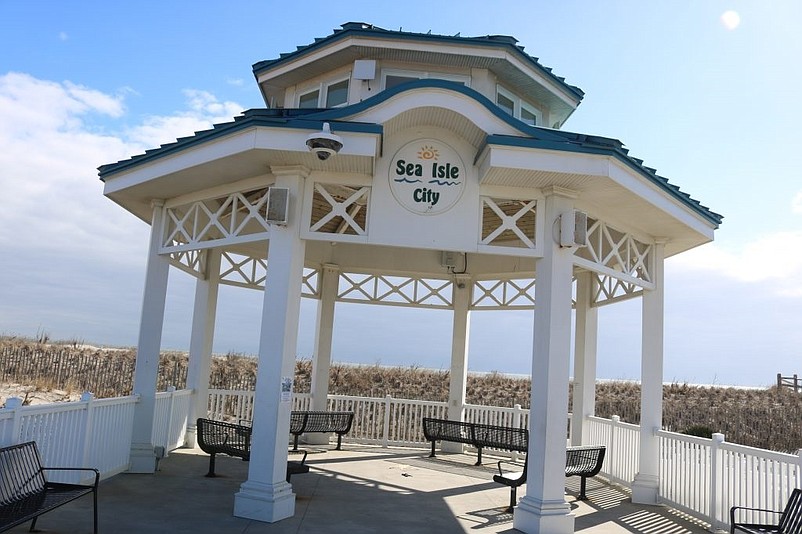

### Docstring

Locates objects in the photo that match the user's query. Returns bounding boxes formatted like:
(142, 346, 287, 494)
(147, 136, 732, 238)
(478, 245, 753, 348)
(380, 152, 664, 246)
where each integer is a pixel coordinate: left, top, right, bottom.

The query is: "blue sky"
(1, 1, 800, 387)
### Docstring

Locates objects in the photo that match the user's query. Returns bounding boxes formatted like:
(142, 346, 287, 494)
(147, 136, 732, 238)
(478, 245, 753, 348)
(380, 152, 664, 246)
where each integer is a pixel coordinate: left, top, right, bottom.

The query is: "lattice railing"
(337, 272, 453, 308)
(219, 252, 267, 289)
(161, 187, 272, 252)
(472, 277, 536, 309)
(592, 273, 643, 306)
(574, 217, 653, 288)
(169, 249, 204, 277)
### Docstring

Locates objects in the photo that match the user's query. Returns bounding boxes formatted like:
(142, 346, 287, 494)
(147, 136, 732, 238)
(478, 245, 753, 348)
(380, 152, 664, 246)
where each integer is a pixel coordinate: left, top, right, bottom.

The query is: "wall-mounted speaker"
(559, 209, 588, 248)
(265, 187, 289, 225)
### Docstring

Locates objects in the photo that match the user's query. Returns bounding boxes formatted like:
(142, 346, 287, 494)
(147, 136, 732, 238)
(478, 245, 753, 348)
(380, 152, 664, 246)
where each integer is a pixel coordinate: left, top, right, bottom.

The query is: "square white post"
(306, 263, 339, 445)
(234, 167, 308, 523)
(632, 241, 666, 504)
(514, 188, 576, 534)
(129, 200, 170, 473)
(184, 248, 221, 448)
(571, 271, 598, 446)
(445, 274, 471, 452)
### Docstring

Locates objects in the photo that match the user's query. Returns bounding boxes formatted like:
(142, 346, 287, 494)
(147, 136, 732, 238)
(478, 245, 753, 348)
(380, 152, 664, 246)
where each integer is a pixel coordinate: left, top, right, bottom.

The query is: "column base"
(513, 495, 575, 534)
(234, 480, 296, 523)
(128, 443, 159, 474)
(184, 424, 198, 448)
(631, 473, 660, 505)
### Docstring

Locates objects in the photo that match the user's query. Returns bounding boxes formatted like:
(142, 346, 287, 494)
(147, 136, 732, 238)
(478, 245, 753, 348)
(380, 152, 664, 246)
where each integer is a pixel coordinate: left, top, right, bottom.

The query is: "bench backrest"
(196, 418, 251, 456)
(422, 418, 474, 443)
(778, 488, 802, 533)
(0, 441, 47, 505)
(290, 411, 354, 434)
(565, 445, 606, 477)
(473, 424, 528, 452)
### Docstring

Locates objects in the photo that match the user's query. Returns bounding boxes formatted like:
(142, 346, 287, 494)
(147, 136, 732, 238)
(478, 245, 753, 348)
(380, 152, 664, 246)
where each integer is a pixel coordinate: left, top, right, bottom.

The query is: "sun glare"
(721, 10, 741, 30)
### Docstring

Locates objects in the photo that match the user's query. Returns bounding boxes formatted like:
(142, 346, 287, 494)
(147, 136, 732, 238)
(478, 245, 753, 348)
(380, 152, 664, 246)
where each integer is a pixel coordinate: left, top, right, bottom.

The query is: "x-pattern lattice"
(592, 273, 643, 306)
(301, 269, 319, 298)
(162, 188, 271, 251)
(169, 250, 204, 277)
(480, 197, 537, 249)
(337, 273, 452, 308)
(472, 278, 536, 309)
(576, 218, 653, 285)
(309, 183, 369, 236)
(219, 252, 267, 289)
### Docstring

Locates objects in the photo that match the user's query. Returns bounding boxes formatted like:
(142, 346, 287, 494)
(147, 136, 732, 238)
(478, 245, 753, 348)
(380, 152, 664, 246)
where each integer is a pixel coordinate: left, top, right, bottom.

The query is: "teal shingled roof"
(252, 22, 584, 103)
(97, 80, 721, 228)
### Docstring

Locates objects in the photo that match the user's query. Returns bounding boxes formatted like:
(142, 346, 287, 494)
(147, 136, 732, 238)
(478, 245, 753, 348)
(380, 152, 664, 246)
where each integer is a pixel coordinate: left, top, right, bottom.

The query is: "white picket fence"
(585, 415, 802, 531)
(2, 387, 800, 531)
(0, 388, 191, 482)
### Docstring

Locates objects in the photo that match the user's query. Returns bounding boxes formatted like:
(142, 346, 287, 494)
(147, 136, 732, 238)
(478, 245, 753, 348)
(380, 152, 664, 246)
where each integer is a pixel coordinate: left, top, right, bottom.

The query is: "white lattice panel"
(337, 272, 453, 308)
(169, 250, 204, 277)
(309, 183, 370, 236)
(161, 188, 272, 252)
(592, 273, 643, 306)
(472, 277, 536, 309)
(219, 252, 267, 289)
(574, 217, 654, 289)
(479, 197, 537, 249)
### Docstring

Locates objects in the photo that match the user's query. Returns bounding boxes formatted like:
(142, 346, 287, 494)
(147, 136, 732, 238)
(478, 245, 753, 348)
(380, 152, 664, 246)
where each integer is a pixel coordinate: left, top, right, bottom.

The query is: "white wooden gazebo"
(98, 23, 721, 534)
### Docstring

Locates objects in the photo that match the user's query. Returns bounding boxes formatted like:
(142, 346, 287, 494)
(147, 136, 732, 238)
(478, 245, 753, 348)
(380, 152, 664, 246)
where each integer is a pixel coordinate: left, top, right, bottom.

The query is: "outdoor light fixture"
(306, 122, 343, 160)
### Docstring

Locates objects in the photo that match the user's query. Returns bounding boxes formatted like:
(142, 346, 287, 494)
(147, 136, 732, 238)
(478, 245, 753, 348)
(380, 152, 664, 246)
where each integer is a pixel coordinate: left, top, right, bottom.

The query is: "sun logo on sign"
(417, 145, 438, 161)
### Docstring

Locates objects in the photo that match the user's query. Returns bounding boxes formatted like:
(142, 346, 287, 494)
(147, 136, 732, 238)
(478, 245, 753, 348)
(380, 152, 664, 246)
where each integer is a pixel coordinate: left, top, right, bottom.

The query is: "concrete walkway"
(7, 445, 713, 533)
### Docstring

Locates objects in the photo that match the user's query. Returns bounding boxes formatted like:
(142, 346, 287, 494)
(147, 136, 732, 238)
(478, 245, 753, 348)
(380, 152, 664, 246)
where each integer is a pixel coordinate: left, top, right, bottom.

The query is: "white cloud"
(792, 191, 802, 214)
(669, 233, 802, 297)
(126, 89, 243, 148)
(0, 72, 245, 266)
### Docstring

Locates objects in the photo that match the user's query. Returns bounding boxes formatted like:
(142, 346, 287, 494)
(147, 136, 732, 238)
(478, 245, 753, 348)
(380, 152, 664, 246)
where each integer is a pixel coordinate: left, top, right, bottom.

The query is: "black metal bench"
(197, 418, 251, 477)
(422, 417, 528, 465)
(564, 445, 606, 500)
(730, 488, 802, 533)
(289, 411, 354, 451)
(492, 444, 606, 512)
(0, 440, 99, 534)
(196, 418, 309, 482)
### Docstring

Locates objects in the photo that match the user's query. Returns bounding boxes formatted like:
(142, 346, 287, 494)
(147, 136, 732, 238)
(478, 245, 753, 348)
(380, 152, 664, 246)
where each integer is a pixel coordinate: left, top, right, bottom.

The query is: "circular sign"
(389, 139, 466, 215)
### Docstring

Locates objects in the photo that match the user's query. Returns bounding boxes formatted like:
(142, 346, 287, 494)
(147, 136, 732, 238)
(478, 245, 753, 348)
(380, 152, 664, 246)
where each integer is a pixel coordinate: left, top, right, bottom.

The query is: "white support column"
(514, 189, 576, 534)
(234, 166, 308, 523)
(632, 241, 666, 505)
(184, 248, 221, 448)
(129, 200, 170, 474)
(571, 271, 598, 446)
(306, 263, 339, 445)
(444, 274, 472, 452)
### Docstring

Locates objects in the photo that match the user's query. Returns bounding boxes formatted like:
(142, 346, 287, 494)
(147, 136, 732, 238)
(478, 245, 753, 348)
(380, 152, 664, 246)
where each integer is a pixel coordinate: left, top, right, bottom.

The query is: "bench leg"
(93, 487, 98, 534)
(429, 440, 437, 458)
(29, 516, 38, 532)
(578, 476, 588, 500)
(506, 486, 518, 513)
(475, 447, 483, 466)
(336, 434, 343, 450)
(293, 434, 300, 451)
(205, 453, 217, 477)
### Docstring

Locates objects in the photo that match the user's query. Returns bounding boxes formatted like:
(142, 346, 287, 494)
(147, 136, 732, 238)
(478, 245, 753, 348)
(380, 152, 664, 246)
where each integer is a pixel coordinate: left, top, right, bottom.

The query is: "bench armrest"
(42, 467, 101, 488)
(496, 459, 522, 476)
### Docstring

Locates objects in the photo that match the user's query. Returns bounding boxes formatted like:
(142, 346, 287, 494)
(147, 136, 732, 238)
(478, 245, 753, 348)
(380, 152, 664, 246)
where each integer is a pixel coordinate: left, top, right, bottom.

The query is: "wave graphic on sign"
(428, 179, 462, 186)
(394, 177, 423, 183)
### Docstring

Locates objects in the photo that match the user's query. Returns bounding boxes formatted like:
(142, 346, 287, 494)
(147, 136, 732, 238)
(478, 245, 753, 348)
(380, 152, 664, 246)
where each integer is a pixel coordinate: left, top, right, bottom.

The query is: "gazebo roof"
(98, 80, 721, 240)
